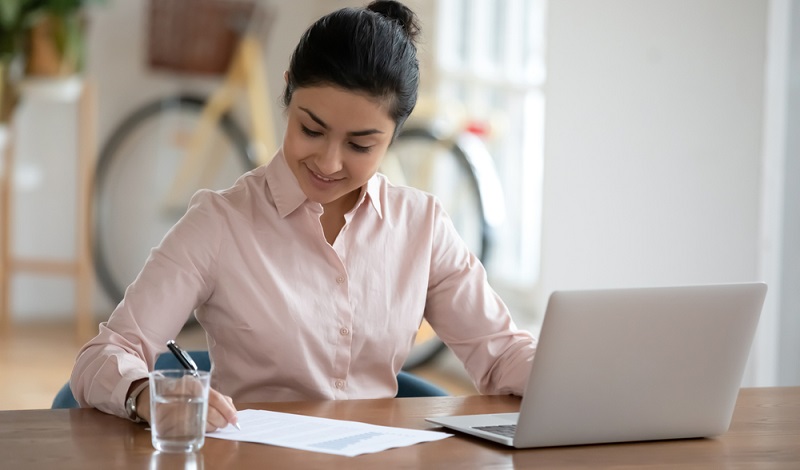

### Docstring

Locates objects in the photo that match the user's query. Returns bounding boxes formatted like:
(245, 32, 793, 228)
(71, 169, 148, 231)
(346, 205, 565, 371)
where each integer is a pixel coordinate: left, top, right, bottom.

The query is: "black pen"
(166, 340, 199, 376)
(166, 340, 242, 430)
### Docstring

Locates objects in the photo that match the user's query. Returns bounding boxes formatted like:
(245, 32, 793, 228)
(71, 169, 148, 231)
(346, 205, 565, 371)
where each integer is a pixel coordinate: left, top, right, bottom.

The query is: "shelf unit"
(0, 79, 96, 343)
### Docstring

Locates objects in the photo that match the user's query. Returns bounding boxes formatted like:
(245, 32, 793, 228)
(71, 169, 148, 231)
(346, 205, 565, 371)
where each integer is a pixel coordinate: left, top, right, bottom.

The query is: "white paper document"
(206, 409, 452, 457)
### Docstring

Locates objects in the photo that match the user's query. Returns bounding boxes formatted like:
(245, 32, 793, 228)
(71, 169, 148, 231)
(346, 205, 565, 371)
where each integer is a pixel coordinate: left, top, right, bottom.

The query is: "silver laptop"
(426, 282, 767, 448)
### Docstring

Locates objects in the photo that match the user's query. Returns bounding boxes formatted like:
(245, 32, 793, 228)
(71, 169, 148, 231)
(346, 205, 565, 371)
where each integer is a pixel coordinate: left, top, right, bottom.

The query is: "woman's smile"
(305, 163, 345, 187)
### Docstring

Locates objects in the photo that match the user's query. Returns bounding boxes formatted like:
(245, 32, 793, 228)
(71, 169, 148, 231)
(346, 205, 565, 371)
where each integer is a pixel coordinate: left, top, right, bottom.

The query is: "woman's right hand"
(204, 388, 240, 431)
(135, 383, 240, 431)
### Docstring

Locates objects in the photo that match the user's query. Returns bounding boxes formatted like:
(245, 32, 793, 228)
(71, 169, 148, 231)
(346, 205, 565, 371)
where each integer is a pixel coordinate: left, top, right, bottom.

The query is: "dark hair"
(282, 1, 421, 135)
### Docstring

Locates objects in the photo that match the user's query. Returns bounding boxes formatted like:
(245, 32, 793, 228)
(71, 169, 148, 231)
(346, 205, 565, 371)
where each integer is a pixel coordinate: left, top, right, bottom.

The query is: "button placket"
(330, 265, 352, 397)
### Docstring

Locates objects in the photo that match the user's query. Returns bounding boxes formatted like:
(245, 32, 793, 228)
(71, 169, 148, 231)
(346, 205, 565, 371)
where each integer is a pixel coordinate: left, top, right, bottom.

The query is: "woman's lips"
(312, 171, 336, 182)
(306, 164, 343, 187)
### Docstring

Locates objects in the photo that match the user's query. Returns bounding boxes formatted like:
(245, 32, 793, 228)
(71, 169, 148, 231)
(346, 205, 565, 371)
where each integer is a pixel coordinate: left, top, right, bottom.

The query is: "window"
(433, 0, 547, 293)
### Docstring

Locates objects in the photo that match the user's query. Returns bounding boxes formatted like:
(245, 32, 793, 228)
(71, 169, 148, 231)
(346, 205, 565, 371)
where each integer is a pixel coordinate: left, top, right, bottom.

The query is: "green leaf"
(0, 1, 22, 29)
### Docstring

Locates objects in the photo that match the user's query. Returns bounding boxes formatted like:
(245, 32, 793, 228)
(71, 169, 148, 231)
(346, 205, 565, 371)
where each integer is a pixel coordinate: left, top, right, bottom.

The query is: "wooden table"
(1, 387, 798, 469)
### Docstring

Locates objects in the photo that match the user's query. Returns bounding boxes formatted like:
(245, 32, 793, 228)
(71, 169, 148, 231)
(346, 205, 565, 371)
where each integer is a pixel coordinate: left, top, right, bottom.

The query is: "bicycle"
(380, 118, 506, 369)
(93, 0, 272, 304)
(91, 0, 505, 369)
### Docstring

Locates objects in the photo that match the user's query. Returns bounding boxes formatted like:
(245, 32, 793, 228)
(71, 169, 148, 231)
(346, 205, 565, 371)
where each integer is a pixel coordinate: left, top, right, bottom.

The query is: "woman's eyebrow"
(299, 107, 329, 129)
(299, 107, 385, 136)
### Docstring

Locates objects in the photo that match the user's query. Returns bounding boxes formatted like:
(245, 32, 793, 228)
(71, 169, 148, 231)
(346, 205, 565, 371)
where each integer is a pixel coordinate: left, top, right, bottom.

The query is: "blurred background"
(1, 0, 798, 410)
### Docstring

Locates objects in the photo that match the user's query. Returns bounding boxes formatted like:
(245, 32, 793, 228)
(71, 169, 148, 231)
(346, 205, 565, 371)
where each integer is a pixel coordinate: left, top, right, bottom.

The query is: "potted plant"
(0, 0, 100, 122)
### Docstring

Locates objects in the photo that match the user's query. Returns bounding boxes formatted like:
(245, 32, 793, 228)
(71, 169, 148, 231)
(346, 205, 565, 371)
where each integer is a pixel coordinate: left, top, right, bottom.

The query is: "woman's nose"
(315, 143, 343, 175)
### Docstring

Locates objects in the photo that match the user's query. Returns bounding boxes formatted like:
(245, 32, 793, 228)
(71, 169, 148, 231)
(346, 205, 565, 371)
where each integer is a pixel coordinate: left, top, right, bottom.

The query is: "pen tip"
(234, 422, 242, 430)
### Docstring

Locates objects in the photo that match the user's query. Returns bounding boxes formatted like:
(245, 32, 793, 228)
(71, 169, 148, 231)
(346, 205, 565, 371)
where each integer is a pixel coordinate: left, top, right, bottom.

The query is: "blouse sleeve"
(424, 199, 537, 395)
(70, 190, 221, 418)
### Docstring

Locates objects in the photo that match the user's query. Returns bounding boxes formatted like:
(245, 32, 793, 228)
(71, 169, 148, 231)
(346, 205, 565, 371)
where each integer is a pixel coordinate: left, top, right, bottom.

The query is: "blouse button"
(336, 275, 345, 284)
(340, 327, 349, 336)
(335, 380, 345, 389)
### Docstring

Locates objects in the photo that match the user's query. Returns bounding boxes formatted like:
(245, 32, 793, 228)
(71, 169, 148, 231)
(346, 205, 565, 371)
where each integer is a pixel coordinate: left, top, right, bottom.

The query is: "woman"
(71, 0, 536, 431)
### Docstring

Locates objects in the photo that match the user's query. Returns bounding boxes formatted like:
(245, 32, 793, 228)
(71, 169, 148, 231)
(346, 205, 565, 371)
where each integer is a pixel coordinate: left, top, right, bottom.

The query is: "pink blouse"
(71, 149, 536, 419)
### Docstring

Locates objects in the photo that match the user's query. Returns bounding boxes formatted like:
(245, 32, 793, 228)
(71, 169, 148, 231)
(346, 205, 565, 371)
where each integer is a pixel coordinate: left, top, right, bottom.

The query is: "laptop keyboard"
(473, 424, 517, 438)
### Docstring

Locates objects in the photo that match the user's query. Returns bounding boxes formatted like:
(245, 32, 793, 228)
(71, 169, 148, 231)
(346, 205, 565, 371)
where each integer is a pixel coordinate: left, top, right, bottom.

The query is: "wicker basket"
(147, 0, 256, 76)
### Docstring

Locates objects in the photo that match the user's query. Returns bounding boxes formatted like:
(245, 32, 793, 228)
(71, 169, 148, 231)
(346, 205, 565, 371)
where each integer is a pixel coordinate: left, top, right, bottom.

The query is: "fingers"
(205, 388, 239, 432)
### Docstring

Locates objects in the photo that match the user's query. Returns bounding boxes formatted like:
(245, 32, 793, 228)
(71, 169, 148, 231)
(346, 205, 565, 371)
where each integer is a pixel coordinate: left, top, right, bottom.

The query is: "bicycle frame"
(164, 34, 276, 212)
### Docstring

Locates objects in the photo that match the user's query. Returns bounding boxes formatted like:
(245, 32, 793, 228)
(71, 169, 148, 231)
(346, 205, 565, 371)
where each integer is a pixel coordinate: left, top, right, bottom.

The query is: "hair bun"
(367, 1, 421, 42)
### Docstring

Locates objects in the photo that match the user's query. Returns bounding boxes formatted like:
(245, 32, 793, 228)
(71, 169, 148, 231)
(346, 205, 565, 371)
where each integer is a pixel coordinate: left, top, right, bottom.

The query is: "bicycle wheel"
(93, 95, 255, 305)
(385, 125, 505, 370)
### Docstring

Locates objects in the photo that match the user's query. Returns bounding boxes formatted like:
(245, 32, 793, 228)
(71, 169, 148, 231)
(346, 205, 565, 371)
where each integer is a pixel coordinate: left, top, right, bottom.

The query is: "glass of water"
(149, 369, 211, 453)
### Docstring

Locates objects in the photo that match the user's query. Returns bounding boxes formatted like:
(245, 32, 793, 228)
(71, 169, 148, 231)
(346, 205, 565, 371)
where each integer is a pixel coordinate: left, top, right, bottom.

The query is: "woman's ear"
(284, 71, 289, 84)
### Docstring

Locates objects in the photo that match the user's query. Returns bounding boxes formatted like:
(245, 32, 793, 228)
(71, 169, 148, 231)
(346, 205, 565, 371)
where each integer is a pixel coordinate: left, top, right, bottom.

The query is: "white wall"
(541, 0, 799, 386)
(777, 0, 800, 385)
(541, 0, 765, 295)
